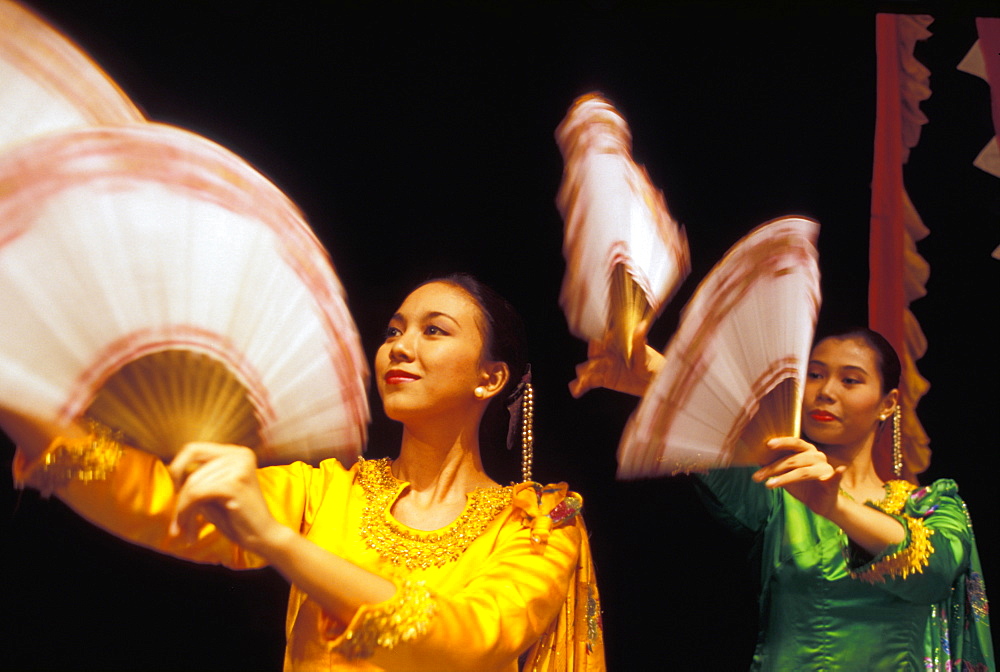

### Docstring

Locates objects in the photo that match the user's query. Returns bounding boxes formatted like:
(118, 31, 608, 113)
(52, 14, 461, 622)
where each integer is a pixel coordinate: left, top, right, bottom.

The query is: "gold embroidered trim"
(358, 458, 512, 570)
(30, 423, 123, 494)
(873, 479, 913, 514)
(849, 479, 935, 583)
(585, 580, 603, 653)
(336, 580, 437, 660)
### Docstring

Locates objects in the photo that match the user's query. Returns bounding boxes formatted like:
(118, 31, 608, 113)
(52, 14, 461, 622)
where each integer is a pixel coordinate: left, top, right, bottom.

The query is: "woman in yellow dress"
(11, 274, 605, 671)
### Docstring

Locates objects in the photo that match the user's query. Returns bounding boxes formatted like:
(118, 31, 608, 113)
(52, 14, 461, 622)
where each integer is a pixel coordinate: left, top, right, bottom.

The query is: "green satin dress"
(696, 469, 994, 671)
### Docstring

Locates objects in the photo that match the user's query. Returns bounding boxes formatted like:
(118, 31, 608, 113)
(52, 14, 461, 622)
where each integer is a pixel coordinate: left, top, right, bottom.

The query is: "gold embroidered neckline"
(839, 479, 914, 512)
(873, 479, 915, 514)
(357, 458, 513, 570)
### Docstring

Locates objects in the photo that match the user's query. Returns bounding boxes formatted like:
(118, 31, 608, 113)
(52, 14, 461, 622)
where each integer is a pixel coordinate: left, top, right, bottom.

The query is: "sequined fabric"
(695, 469, 994, 670)
(14, 445, 605, 670)
(15, 422, 123, 495)
(357, 457, 512, 570)
(850, 479, 935, 583)
(334, 580, 437, 661)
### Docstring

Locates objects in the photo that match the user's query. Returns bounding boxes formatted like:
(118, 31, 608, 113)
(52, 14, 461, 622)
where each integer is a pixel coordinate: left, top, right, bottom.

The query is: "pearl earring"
(474, 386, 486, 399)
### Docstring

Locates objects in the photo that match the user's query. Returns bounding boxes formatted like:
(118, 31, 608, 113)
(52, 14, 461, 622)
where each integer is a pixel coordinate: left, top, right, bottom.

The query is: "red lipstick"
(384, 369, 419, 384)
(808, 409, 836, 422)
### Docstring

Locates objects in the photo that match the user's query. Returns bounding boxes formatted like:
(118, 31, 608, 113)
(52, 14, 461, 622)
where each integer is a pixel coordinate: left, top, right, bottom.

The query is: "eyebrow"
(841, 365, 870, 376)
(389, 311, 460, 325)
(426, 311, 458, 323)
(809, 360, 870, 376)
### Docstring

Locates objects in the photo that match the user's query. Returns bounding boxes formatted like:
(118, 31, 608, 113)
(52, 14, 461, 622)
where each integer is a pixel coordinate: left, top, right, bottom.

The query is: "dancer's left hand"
(752, 437, 844, 517)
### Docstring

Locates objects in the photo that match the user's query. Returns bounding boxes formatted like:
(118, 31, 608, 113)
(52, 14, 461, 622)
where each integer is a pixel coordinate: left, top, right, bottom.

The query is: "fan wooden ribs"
(618, 217, 821, 478)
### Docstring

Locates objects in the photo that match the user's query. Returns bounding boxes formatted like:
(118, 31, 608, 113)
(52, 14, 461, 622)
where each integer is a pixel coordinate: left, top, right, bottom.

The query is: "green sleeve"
(693, 466, 776, 536)
(848, 480, 972, 604)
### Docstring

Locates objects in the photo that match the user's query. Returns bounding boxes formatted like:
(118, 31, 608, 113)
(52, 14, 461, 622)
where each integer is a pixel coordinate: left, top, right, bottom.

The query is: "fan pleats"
(618, 217, 820, 478)
(0, 124, 369, 466)
(0, 0, 144, 152)
(555, 93, 690, 361)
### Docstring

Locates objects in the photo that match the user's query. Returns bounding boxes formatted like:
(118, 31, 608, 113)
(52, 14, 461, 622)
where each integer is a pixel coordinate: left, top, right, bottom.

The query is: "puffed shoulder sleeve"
(847, 479, 974, 604)
(331, 482, 604, 671)
(694, 466, 776, 536)
(13, 430, 336, 570)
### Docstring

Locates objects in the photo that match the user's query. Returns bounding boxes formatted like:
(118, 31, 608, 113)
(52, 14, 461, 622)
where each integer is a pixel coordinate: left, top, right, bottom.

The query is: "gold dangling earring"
(505, 366, 534, 483)
(892, 405, 903, 479)
(520, 382, 534, 483)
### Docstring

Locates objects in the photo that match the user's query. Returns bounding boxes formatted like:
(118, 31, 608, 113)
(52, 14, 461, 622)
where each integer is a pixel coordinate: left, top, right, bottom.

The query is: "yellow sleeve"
(13, 437, 333, 570)
(328, 483, 605, 671)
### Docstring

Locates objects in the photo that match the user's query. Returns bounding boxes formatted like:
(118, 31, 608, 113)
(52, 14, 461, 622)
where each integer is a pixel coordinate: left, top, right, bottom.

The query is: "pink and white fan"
(0, 0, 145, 149)
(618, 216, 821, 478)
(0, 123, 369, 466)
(555, 93, 690, 362)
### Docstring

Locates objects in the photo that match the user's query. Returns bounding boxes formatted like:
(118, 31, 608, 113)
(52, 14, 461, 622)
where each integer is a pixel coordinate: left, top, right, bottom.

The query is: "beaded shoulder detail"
(849, 479, 935, 584)
(357, 458, 513, 570)
(512, 481, 583, 551)
(871, 479, 915, 514)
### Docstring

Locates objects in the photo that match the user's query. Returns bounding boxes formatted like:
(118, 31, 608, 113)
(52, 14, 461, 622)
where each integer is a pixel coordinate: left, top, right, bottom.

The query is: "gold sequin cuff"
(849, 513, 935, 584)
(17, 424, 123, 496)
(334, 580, 437, 660)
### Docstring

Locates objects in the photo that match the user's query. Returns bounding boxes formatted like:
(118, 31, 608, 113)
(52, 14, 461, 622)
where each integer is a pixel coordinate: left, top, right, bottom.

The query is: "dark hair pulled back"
(812, 326, 900, 394)
(425, 273, 529, 397)
(420, 274, 528, 477)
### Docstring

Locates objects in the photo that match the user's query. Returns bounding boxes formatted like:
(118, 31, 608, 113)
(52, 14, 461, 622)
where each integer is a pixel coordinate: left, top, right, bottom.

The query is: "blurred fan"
(0, 0, 145, 150)
(0, 123, 369, 466)
(618, 216, 821, 478)
(555, 93, 689, 363)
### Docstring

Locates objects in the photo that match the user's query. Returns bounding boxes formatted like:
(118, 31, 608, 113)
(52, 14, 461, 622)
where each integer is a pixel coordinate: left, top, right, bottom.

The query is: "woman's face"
(801, 337, 896, 453)
(374, 282, 498, 423)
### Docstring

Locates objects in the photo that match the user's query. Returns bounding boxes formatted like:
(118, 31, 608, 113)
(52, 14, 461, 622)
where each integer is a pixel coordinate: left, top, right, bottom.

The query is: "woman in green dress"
(574, 327, 993, 671)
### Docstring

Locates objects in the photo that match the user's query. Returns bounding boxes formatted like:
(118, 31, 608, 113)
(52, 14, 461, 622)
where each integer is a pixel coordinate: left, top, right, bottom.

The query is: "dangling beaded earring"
(506, 365, 534, 483)
(891, 405, 903, 478)
(519, 381, 534, 483)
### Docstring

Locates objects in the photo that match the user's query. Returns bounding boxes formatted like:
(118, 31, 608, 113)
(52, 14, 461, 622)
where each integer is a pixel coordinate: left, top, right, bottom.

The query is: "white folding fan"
(0, 0, 145, 150)
(555, 93, 690, 362)
(0, 123, 369, 466)
(617, 216, 821, 478)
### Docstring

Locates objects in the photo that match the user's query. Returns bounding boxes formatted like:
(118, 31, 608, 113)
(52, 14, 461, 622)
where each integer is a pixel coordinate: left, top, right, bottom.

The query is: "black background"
(2, 1, 998, 669)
